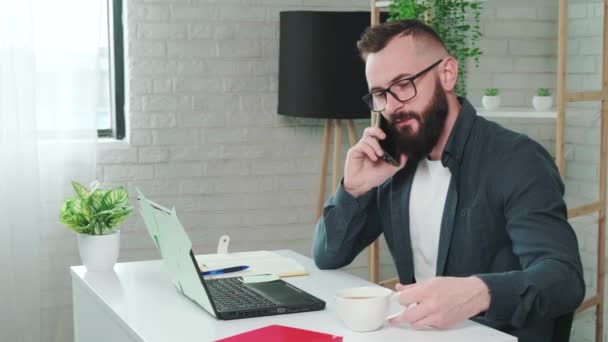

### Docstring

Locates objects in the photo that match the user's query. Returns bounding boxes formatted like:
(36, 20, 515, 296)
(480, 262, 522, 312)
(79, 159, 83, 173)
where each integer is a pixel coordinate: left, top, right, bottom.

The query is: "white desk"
(71, 250, 516, 342)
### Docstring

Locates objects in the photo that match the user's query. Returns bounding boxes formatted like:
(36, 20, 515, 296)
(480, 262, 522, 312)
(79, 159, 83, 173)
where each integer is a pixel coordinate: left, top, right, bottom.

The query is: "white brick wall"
(468, 0, 559, 107)
(472, 2, 606, 342)
(479, 1, 608, 341)
(41, 0, 606, 341)
(563, 0, 605, 341)
(44, 1, 371, 341)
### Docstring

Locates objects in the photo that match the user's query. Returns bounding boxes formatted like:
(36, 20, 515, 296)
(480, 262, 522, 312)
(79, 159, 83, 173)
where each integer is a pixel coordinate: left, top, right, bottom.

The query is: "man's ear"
(440, 57, 459, 92)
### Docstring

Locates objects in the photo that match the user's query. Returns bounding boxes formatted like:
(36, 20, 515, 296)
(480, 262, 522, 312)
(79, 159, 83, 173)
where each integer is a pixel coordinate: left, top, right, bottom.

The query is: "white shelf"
(374, 0, 485, 8)
(375, 1, 392, 7)
(476, 107, 557, 119)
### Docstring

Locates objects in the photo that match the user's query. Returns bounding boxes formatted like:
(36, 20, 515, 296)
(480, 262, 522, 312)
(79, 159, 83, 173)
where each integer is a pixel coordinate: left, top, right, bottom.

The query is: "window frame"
(99, 0, 125, 139)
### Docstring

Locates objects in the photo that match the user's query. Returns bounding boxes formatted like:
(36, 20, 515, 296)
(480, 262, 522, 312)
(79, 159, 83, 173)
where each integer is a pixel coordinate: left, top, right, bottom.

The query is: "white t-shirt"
(409, 158, 452, 282)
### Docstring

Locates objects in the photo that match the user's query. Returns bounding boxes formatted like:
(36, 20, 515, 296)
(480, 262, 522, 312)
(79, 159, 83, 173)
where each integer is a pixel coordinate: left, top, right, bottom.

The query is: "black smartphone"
(373, 112, 401, 167)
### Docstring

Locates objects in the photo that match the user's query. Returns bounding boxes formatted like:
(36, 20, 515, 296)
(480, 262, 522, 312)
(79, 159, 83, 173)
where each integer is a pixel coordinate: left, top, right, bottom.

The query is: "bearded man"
(312, 19, 584, 342)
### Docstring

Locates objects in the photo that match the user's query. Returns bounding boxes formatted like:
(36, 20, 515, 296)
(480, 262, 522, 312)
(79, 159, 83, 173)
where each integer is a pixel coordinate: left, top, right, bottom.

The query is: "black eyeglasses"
(361, 59, 443, 112)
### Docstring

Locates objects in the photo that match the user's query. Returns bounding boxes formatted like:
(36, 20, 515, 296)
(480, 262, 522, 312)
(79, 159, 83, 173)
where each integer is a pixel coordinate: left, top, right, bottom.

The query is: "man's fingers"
(410, 313, 452, 330)
(362, 136, 385, 157)
(397, 302, 432, 326)
(395, 282, 419, 292)
(399, 154, 408, 168)
(396, 284, 425, 307)
(351, 136, 386, 162)
(410, 314, 437, 330)
(355, 142, 379, 162)
(363, 127, 386, 140)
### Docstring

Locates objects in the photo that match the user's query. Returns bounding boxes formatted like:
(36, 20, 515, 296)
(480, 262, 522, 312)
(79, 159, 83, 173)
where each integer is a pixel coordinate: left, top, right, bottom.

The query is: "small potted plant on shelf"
(482, 88, 501, 110)
(532, 88, 553, 111)
(59, 181, 132, 271)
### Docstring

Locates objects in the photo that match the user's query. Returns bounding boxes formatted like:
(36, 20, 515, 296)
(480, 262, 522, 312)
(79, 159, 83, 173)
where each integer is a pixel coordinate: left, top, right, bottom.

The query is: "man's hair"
(357, 19, 447, 60)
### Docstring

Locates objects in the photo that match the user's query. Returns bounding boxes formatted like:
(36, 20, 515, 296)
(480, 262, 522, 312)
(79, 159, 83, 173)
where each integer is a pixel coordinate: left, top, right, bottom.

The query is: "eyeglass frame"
(361, 59, 444, 112)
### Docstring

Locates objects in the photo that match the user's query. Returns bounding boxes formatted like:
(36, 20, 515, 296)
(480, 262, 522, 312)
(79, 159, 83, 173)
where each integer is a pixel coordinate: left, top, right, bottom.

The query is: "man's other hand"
(389, 276, 491, 329)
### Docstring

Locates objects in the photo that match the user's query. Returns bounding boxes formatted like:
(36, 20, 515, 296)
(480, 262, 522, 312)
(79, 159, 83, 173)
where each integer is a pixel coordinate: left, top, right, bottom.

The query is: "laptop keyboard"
(206, 277, 275, 311)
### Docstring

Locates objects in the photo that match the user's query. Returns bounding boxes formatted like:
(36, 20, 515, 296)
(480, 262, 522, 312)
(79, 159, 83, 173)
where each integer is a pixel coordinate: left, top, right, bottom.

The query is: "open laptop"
(136, 189, 326, 320)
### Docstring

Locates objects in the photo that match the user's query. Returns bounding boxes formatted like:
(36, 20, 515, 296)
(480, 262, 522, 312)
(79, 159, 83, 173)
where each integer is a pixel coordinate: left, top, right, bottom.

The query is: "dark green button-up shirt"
(313, 97, 584, 342)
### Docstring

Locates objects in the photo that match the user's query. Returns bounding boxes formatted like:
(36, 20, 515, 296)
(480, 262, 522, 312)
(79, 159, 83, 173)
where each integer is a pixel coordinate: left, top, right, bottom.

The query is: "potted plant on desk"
(59, 181, 132, 271)
(532, 88, 553, 111)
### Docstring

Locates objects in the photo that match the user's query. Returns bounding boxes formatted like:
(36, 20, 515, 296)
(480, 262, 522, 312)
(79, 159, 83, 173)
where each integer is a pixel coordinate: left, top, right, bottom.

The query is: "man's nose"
(384, 92, 404, 115)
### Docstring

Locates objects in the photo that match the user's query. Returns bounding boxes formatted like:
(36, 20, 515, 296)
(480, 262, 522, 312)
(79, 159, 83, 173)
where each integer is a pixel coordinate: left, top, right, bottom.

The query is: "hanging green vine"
(388, 0, 483, 96)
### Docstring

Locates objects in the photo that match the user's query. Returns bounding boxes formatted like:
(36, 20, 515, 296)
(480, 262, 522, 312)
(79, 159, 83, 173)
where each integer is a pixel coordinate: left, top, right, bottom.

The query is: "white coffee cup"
(335, 286, 403, 332)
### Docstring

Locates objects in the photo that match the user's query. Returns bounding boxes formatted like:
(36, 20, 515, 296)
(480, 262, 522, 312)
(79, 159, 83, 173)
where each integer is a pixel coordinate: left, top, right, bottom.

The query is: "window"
(98, 0, 125, 139)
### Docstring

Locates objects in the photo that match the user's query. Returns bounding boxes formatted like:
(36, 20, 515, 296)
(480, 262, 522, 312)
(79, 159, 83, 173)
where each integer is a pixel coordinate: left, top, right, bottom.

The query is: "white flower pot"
(77, 230, 120, 271)
(532, 96, 553, 111)
(482, 95, 501, 110)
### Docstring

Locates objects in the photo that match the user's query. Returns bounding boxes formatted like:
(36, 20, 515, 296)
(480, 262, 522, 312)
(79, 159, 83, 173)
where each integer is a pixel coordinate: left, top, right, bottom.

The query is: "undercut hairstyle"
(357, 19, 447, 60)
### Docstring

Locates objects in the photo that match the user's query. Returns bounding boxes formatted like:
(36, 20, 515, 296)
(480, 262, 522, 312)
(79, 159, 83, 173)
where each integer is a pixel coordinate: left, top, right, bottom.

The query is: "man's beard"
(386, 79, 449, 162)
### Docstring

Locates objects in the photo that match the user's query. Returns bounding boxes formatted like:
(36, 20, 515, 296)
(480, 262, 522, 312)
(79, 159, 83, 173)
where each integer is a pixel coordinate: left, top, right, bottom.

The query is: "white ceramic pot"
(482, 95, 501, 110)
(77, 230, 120, 271)
(532, 95, 553, 111)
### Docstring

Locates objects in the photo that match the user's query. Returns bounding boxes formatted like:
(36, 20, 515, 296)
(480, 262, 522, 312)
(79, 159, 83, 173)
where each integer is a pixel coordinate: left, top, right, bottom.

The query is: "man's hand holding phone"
(344, 123, 407, 198)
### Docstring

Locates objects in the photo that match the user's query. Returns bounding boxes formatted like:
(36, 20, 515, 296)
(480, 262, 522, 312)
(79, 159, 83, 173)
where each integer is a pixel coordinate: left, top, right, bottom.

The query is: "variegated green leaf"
(59, 197, 91, 230)
(88, 180, 100, 194)
(101, 187, 129, 209)
(105, 209, 132, 228)
(60, 208, 87, 231)
(69, 198, 82, 214)
(95, 207, 123, 216)
(71, 181, 89, 199)
(88, 190, 105, 212)
(59, 201, 77, 228)
(80, 198, 92, 222)
(80, 223, 96, 235)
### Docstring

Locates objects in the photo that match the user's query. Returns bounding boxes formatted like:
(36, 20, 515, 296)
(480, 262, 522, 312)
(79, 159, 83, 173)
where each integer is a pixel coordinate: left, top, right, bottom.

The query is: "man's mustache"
(391, 111, 422, 125)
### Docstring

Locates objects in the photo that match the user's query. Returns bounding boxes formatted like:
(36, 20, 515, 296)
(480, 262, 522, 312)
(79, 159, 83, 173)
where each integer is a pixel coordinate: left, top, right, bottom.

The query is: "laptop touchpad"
(245, 280, 313, 305)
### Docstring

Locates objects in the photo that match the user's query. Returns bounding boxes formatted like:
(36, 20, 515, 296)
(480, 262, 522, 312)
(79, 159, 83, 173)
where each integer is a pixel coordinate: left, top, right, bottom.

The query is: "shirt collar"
(440, 97, 477, 167)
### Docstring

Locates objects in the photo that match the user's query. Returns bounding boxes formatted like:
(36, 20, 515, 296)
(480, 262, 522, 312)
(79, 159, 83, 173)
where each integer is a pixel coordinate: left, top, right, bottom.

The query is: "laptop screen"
(137, 188, 218, 317)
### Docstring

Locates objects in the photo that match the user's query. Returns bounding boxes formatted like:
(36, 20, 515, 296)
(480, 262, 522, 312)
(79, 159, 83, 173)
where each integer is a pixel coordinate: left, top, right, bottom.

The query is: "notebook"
(215, 325, 343, 342)
(196, 250, 308, 278)
(137, 188, 326, 320)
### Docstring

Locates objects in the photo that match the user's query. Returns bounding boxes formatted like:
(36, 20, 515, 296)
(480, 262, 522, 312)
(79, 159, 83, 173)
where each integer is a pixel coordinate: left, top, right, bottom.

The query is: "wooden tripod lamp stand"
(315, 118, 359, 219)
(277, 11, 374, 220)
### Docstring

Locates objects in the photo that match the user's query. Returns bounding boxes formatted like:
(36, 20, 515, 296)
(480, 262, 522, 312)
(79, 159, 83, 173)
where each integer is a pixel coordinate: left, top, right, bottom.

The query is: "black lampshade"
(277, 11, 373, 119)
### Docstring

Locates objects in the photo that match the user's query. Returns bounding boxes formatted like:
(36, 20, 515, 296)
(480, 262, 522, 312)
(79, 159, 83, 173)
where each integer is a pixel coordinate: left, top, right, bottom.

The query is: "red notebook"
(215, 325, 343, 342)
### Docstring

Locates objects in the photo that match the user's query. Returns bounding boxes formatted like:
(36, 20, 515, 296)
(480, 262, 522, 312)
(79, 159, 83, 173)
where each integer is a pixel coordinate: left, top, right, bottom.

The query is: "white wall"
(468, 0, 558, 108)
(39, 0, 605, 341)
(471, 2, 605, 341)
(562, 1, 605, 341)
(45, 1, 372, 341)
(471, 1, 605, 341)
(467, 0, 559, 170)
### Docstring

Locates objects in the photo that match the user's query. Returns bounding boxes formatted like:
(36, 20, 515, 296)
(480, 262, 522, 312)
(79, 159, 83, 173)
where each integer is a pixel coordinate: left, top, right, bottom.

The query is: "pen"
(201, 265, 249, 276)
